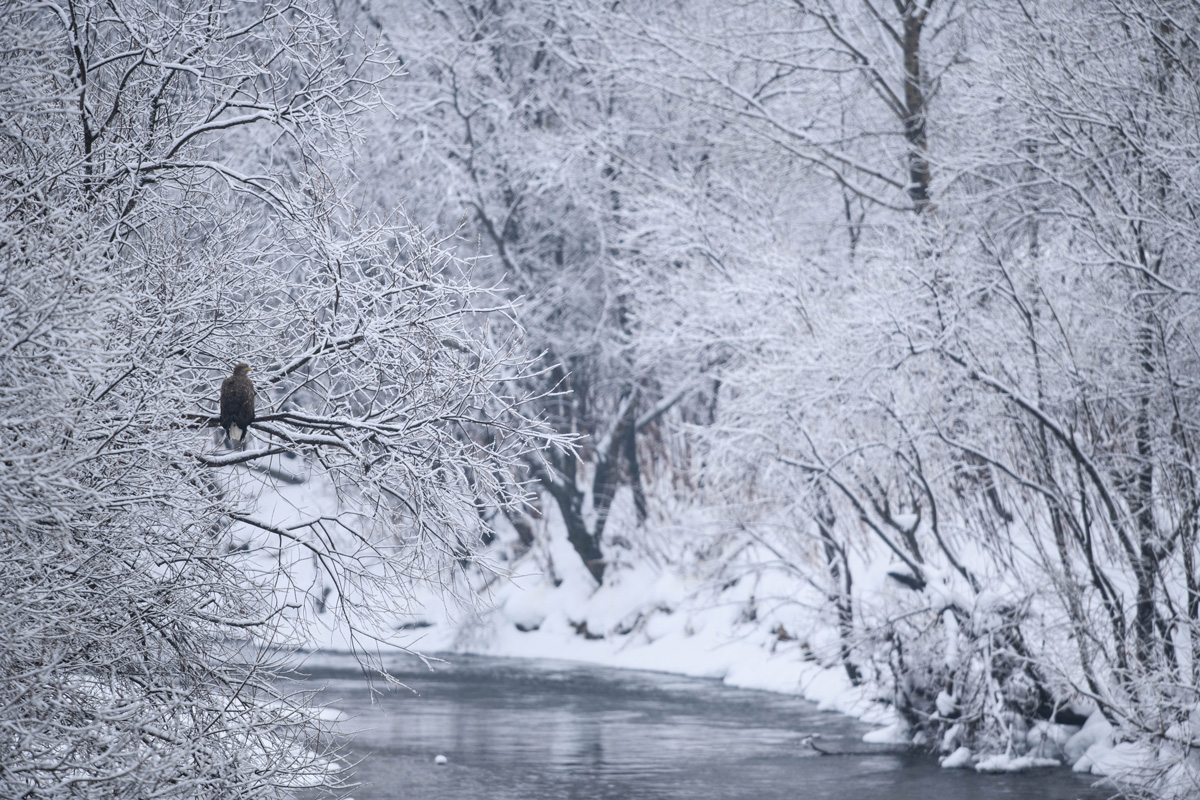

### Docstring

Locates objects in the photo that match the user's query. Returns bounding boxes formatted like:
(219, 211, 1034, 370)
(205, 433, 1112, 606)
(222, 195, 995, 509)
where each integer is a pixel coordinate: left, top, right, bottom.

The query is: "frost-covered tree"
(682, 0, 1200, 779)
(586, 0, 976, 702)
(347, 0, 711, 583)
(0, 0, 551, 796)
(914, 0, 1200, 787)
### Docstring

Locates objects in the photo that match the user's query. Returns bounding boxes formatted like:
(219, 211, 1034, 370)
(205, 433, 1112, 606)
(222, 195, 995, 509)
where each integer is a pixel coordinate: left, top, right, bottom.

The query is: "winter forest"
(4, 0, 1200, 797)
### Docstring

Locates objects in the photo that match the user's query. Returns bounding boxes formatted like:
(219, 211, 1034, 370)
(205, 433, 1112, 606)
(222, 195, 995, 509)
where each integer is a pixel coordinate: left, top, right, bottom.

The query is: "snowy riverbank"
(293, 516, 1131, 787)
(235, 462, 1167, 794)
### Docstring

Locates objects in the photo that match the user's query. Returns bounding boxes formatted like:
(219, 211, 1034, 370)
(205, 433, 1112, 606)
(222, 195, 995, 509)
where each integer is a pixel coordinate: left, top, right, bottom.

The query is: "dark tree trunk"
(817, 498, 861, 685)
(901, 0, 933, 215)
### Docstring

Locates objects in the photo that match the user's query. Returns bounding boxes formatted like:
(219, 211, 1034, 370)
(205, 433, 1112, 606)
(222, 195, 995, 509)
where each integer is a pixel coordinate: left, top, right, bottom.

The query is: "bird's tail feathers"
(217, 424, 250, 451)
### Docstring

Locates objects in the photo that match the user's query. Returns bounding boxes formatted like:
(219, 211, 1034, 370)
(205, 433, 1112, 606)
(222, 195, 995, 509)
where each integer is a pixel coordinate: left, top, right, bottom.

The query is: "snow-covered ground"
(239, 472, 1080, 781)
(230, 458, 1191, 794)
(401, 557, 1157, 786)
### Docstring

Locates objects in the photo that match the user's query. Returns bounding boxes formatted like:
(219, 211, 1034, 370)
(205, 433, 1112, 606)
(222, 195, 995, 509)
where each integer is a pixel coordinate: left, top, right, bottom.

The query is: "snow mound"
(1064, 708, 1114, 763)
(940, 746, 974, 769)
(975, 754, 1061, 772)
(1081, 740, 1153, 778)
(863, 721, 910, 744)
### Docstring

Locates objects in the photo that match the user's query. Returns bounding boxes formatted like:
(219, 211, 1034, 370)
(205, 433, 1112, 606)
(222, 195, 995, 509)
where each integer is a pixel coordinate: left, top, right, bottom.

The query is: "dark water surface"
(301, 654, 1112, 800)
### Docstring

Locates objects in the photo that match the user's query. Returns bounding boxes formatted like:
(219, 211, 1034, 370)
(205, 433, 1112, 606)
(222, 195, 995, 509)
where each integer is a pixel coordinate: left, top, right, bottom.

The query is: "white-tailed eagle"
(219, 362, 255, 449)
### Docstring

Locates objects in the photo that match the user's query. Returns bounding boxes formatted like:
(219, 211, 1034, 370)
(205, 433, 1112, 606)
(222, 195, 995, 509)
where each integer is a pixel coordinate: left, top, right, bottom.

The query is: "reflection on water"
(300, 654, 1111, 800)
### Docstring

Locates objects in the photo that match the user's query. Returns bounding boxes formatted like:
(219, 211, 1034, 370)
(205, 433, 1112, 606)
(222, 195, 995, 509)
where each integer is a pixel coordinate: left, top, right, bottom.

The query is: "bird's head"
(233, 362, 252, 376)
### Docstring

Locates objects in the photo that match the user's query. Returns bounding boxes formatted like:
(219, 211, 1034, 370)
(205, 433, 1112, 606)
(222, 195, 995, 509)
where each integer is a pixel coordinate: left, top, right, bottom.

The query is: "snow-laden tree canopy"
(0, 0, 556, 796)
(7, 0, 1200, 796)
(344, 0, 1200, 795)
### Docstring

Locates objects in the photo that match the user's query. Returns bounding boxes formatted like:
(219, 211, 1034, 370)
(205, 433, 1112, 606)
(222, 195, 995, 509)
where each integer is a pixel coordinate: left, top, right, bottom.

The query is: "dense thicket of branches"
(0, 0, 551, 796)
(7, 0, 1200, 795)
(346, 0, 1200, 794)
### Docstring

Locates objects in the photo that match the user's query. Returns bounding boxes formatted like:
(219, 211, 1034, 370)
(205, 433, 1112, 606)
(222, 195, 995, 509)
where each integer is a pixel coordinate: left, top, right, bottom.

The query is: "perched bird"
(219, 362, 255, 450)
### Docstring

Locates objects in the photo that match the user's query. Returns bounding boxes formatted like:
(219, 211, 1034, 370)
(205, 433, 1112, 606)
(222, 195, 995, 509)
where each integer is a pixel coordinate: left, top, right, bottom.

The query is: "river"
(300, 653, 1111, 800)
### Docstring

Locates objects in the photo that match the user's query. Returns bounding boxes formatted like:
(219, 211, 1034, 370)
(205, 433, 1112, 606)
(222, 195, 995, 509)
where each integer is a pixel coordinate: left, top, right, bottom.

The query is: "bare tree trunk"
(816, 498, 861, 685)
(901, 0, 933, 215)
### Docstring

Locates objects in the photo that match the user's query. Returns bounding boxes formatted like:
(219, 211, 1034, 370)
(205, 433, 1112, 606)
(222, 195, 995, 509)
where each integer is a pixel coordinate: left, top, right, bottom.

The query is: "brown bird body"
(219, 362, 255, 449)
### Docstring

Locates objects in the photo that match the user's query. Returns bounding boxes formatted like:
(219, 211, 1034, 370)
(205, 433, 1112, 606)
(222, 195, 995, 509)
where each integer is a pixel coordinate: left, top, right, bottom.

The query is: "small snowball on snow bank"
(975, 754, 1061, 773)
(434, 754, 448, 766)
(940, 746, 974, 769)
